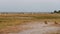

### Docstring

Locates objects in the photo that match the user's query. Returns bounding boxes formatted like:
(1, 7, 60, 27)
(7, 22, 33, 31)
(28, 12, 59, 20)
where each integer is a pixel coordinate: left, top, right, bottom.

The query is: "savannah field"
(0, 12, 60, 34)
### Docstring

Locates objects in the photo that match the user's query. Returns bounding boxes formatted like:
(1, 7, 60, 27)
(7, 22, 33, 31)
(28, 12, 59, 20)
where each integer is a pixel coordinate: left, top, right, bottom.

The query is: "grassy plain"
(0, 13, 60, 29)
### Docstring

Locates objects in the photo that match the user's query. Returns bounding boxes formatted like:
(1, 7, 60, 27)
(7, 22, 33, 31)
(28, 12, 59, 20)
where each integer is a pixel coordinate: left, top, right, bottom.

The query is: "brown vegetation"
(0, 13, 60, 33)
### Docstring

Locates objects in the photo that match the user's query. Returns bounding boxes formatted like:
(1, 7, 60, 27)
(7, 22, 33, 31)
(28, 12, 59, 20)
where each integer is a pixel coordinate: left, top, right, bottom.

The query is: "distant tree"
(58, 10, 60, 13)
(51, 12, 53, 14)
(54, 10, 57, 13)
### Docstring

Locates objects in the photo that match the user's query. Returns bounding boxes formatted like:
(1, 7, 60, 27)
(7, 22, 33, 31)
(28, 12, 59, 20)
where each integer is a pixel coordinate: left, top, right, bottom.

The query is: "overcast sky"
(0, 0, 60, 12)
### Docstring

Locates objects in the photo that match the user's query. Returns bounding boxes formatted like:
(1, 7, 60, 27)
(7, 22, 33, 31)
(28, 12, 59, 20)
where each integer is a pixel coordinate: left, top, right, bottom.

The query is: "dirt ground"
(0, 21, 60, 34)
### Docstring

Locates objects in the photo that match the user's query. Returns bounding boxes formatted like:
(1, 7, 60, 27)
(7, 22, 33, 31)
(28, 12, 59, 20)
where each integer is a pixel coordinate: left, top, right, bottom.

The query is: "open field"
(0, 13, 60, 34)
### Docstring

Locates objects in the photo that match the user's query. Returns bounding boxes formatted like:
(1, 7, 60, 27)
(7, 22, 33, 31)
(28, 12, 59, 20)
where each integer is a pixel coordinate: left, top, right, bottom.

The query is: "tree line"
(54, 10, 60, 13)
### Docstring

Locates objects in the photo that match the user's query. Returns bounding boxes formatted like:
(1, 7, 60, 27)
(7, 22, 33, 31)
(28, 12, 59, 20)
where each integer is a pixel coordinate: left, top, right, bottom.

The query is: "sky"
(0, 0, 60, 12)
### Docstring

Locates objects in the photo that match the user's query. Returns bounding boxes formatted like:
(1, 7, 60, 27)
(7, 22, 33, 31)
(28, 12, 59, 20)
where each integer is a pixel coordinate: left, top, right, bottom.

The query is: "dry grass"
(0, 13, 60, 32)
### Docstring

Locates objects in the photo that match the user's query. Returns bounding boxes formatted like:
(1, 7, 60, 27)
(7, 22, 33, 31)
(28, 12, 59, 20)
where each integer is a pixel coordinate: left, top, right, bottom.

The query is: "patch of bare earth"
(0, 21, 60, 34)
